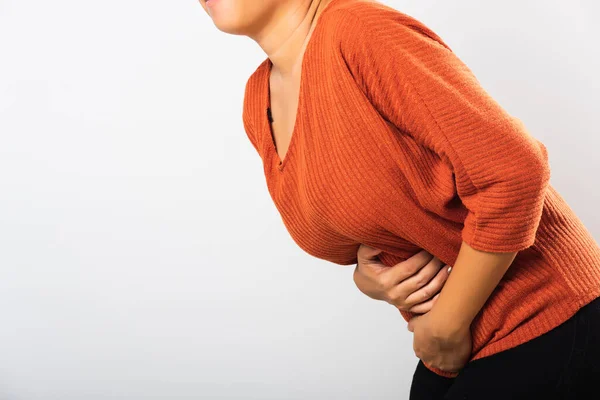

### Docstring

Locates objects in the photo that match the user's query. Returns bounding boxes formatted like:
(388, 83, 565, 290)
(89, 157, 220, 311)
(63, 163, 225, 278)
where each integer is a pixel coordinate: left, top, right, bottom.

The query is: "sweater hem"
(470, 286, 600, 361)
(421, 285, 600, 378)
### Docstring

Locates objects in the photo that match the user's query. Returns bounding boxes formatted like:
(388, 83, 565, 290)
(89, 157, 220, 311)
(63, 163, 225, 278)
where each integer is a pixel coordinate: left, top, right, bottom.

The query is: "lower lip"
(206, 0, 219, 7)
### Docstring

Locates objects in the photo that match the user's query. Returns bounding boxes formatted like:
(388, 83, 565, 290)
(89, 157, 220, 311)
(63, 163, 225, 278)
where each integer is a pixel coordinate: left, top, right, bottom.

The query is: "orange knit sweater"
(241, 0, 600, 378)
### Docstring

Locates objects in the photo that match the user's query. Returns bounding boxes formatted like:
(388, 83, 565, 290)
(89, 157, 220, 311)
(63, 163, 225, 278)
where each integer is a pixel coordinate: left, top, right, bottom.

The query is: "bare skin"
(200, 0, 449, 310)
(355, 245, 452, 314)
(201, 0, 479, 372)
(200, 0, 335, 161)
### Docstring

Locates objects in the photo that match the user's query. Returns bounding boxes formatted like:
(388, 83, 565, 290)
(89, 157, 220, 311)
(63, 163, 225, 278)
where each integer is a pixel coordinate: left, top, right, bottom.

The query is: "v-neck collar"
(263, 57, 303, 172)
(261, 0, 343, 172)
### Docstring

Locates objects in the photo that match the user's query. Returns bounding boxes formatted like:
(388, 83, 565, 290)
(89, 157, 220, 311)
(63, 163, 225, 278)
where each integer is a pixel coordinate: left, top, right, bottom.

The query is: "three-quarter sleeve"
(336, 7, 551, 253)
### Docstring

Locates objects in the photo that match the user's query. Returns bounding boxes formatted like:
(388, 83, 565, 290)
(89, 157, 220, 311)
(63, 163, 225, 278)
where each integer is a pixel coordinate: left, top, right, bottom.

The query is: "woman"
(200, 0, 600, 398)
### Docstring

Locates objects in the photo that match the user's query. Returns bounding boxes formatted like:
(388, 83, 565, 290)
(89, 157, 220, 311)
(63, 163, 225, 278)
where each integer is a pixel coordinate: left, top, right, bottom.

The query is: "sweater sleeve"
(336, 7, 551, 254)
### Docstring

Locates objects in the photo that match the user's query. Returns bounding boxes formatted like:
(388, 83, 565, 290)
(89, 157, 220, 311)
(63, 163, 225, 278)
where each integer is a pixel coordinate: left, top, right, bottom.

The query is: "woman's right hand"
(353, 244, 452, 314)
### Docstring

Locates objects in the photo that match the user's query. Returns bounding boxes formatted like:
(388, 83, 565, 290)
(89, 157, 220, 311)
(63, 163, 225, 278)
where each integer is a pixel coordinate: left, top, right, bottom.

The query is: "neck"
(253, 0, 332, 78)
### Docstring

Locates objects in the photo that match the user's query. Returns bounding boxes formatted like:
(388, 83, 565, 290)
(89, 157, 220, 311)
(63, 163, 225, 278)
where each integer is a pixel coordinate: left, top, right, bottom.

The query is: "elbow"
(461, 150, 550, 254)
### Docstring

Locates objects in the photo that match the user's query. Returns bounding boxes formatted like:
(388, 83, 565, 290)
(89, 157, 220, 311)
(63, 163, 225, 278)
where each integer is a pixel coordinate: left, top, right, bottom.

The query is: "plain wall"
(0, 0, 598, 399)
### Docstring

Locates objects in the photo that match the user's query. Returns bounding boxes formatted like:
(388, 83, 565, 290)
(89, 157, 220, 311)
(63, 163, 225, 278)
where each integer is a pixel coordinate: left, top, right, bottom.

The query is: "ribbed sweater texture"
(241, 0, 600, 378)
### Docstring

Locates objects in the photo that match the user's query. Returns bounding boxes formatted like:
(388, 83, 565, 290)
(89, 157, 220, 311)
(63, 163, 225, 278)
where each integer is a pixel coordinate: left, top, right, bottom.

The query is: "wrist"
(428, 306, 472, 340)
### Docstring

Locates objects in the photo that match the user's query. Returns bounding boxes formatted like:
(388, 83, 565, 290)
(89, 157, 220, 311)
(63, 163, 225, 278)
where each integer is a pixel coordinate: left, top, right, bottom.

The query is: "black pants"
(409, 295, 600, 400)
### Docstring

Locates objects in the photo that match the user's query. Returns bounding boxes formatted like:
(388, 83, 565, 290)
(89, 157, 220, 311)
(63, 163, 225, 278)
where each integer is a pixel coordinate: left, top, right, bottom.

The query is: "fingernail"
(447, 266, 452, 274)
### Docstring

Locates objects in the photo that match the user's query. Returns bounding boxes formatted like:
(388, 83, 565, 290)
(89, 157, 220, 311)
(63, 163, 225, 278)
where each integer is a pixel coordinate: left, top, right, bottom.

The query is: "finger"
(383, 250, 437, 285)
(404, 264, 451, 306)
(407, 293, 440, 314)
(355, 251, 390, 279)
(385, 260, 444, 308)
(352, 265, 385, 301)
(356, 243, 383, 261)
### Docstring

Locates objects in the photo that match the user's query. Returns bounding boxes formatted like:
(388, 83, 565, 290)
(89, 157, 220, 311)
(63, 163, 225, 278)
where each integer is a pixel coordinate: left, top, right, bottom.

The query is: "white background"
(0, 0, 599, 399)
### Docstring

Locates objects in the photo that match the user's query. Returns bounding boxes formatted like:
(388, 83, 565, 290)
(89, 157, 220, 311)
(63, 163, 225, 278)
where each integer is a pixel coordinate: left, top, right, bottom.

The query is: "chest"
(254, 65, 464, 266)
(260, 98, 426, 263)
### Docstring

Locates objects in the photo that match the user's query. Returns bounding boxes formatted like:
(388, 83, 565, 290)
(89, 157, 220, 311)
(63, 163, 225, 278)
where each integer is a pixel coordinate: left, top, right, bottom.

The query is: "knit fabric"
(241, 0, 600, 378)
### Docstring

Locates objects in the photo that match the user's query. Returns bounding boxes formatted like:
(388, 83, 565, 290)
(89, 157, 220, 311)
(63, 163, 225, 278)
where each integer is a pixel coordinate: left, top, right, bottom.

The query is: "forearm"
(428, 241, 518, 337)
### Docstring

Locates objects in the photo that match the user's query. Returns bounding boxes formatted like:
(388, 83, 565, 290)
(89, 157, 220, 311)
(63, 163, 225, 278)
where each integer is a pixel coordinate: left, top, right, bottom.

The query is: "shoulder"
(326, 0, 418, 22)
(323, 0, 451, 55)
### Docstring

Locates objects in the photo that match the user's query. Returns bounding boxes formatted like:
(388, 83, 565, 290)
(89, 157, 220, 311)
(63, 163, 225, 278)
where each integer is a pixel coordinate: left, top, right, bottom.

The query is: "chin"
(212, 19, 248, 36)
(201, 0, 264, 35)
(203, 0, 248, 36)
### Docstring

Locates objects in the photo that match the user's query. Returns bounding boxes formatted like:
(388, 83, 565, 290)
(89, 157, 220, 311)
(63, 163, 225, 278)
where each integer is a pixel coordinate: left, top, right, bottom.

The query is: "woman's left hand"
(407, 311, 472, 374)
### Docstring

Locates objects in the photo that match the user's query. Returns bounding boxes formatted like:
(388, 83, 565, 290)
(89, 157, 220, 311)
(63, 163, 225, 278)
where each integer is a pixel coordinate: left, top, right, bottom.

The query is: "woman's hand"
(353, 244, 452, 314)
(407, 311, 472, 373)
